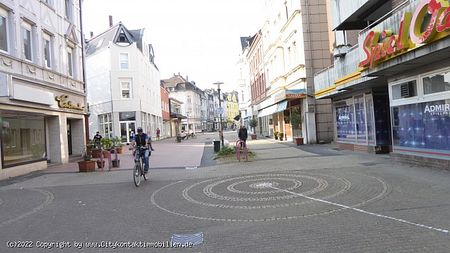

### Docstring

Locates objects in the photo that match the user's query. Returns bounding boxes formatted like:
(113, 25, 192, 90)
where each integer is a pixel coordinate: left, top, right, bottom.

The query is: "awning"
(257, 101, 287, 117)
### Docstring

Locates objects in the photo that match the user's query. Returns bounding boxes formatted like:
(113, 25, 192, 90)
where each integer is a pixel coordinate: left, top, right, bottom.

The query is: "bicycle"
(133, 146, 147, 187)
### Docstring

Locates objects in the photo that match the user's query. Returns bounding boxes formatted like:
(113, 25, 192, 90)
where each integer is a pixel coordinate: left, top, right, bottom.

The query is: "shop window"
(392, 99, 450, 152)
(335, 100, 356, 141)
(98, 113, 112, 138)
(365, 94, 376, 145)
(392, 81, 417, 99)
(1, 117, 46, 167)
(423, 70, 450, 95)
(119, 111, 135, 121)
(355, 96, 366, 143)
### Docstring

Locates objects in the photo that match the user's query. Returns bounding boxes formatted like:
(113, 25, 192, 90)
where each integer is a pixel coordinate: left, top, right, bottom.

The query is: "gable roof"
(85, 22, 137, 56)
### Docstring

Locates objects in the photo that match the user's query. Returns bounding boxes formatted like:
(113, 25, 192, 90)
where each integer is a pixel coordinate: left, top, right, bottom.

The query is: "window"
(423, 70, 450, 95)
(98, 113, 112, 138)
(67, 47, 74, 77)
(119, 111, 135, 121)
(392, 80, 417, 99)
(1, 116, 46, 167)
(65, 0, 72, 20)
(119, 53, 129, 69)
(43, 33, 52, 68)
(0, 8, 9, 53)
(22, 22, 33, 61)
(121, 81, 131, 99)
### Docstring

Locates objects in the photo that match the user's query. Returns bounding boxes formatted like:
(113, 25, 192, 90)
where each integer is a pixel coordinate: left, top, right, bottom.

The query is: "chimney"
(90, 31, 94, 38)
(186, 75, 189, 81)
(109, 15, 113, 27)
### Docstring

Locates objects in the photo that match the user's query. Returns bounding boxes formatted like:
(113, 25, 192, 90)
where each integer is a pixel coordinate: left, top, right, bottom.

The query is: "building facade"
(0, 0, 86, 179)
(160, 85, 170, 138)
(244, 0, 334, 142)
(162, 74, 204, 133)
(314, 0, 450, 167)
(225, 91, 239, 129)
(86, 22, 162, 143)
(237, 37, 252, 129)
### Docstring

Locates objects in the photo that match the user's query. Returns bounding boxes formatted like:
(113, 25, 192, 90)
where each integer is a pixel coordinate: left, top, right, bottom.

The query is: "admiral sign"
(359, 0, 450, 69)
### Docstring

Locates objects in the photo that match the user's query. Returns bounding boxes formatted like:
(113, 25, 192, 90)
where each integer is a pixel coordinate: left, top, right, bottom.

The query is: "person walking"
(156, 128, 161, 140)
(93, 131, 102, 148)
(238, 125, 248, 148)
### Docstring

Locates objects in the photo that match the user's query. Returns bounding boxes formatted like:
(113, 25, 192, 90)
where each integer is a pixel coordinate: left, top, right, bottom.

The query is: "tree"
(249, 117, 258, 134)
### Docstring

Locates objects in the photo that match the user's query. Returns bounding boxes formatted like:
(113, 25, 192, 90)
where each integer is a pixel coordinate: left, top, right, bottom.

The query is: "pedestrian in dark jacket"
(238, 125, 248, 148)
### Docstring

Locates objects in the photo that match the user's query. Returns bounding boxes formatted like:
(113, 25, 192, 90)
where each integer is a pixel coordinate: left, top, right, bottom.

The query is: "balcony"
(314, 45, 372, 98)
(332, 0, 392, 30)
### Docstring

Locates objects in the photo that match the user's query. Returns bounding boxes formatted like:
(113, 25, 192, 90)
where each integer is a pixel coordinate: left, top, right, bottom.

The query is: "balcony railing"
(314, 44, 361, 98)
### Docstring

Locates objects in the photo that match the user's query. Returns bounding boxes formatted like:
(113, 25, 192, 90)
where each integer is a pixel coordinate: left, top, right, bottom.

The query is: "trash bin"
(176, 136, 182, 143)
(213, 140, 221, 153)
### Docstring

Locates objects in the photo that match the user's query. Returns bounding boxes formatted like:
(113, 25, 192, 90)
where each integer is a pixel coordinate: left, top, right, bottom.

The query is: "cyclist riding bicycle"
(131, 127, 154, 173)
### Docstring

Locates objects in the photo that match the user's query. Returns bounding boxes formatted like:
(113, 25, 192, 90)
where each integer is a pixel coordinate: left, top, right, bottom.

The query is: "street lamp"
(213, 81, 224, 148)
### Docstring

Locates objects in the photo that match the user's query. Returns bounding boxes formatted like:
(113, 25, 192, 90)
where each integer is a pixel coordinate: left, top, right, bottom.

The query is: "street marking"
(269, 185, 449, 235)
(0, 189, 54, 228)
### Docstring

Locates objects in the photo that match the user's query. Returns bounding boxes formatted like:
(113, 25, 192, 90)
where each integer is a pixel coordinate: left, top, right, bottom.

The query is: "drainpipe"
(79, 0, 89, 143)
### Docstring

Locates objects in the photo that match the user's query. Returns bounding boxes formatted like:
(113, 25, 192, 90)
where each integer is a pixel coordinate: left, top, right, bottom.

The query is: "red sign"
(359, 0, 450, 68)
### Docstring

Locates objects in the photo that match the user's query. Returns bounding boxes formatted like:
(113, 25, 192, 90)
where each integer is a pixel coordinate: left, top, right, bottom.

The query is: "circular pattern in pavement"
(150, 171, 389, 222)
(0, 188, 54, 227)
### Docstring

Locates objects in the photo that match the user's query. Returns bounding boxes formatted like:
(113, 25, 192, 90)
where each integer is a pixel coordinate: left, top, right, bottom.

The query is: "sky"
(83, 0, 266, 92)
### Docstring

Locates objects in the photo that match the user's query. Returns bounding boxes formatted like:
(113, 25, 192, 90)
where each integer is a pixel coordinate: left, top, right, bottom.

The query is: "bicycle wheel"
(133, 163, 141, 187)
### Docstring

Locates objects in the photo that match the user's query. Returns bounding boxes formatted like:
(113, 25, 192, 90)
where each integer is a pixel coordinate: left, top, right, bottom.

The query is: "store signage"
(55, 95, 85, 111)
(424, 103, 450, 116)
(359, 0, 450, 68)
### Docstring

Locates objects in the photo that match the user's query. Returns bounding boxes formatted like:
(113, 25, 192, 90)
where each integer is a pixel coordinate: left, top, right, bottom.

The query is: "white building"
(162, 74, 204, 133)
(0, 0, 86, 179)
(237, 37, 252, 129)
(86, 22, 162, 143)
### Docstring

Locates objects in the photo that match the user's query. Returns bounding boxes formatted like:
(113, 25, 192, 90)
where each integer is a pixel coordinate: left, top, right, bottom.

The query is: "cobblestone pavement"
(1, 132, 450, 252)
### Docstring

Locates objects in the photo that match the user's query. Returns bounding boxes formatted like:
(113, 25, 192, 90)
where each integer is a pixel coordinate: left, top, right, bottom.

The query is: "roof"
(85, 23, 137, 56)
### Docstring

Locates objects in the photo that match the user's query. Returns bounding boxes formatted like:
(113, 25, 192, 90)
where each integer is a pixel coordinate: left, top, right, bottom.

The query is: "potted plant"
(249, 118, 258, 140)
(90, 139, 102, 158)
(78, 147, 96, 172)
(112, 136, 123, 154)
(274, 131, 279, 140)
(291, 109, 304, 145)
(278, 132, 284, 141)
(100, 137, 113, 151)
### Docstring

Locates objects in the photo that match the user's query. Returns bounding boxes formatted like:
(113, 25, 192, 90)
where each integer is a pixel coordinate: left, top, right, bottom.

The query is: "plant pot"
(116, 147, 123, 154)
(112, 159, 120, 168)
(251, 134, 257, 140)
(294, 137, 304, 145)
(96, 160, 106, 169)
(78, 160, 96, 172)
(92, 149, 102, 158)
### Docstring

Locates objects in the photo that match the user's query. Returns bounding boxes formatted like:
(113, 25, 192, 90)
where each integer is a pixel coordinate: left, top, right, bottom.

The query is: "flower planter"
(112, 159, 120, 168)
(96, 160, 106, 169)
(92, 149, 102, 158)
(78, 161, 96, 172)
(251, 134, 257, 140)
(294, 137, 304, 146)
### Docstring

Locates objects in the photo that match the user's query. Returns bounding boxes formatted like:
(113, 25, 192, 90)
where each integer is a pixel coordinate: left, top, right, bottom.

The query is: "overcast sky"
(83, 0, 265, 92)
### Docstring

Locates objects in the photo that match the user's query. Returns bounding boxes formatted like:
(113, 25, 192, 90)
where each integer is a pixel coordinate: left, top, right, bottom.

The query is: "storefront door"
(67, 120, 72, 155)
(120, 121, 136, 143)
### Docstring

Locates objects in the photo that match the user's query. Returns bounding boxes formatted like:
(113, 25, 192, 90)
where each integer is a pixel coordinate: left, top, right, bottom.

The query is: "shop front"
(359, 0, 450, 164)
(0, 80, 86, 179)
